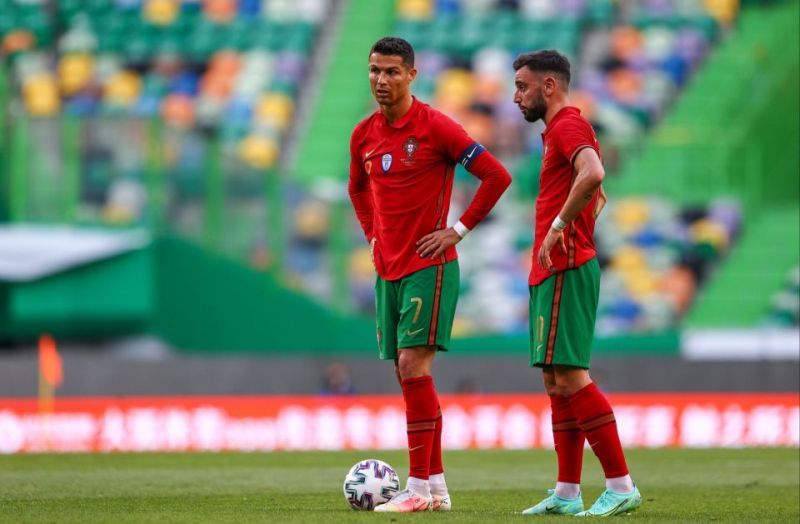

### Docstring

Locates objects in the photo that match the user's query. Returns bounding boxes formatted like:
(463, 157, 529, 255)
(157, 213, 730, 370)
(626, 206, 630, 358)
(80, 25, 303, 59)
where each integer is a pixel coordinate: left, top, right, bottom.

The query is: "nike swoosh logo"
(545, 505, 559, 512)
(406, 327, 425, 336)
(409, 445, 424, 452)
(597, 499, 628, 516)
(461, 145, 479, 167)
(365, 148, 375, 159)
(536, 343, 543, 353)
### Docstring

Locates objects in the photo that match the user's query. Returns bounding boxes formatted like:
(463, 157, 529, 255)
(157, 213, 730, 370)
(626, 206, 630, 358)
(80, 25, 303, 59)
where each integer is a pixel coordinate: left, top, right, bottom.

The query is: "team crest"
(402, 136, 418, 165)
(381, 153, 392, 172)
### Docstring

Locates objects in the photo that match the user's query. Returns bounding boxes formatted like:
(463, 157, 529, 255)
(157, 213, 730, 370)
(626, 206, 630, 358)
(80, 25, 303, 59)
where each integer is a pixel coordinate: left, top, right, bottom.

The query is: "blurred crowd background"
(0, 0, 797, 355)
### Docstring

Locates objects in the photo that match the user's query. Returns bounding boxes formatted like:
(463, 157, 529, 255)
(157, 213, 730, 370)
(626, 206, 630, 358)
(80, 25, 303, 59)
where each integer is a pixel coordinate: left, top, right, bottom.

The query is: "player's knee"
(553, 370, 591, 396)
(396, 358, 421, 380)
(542, 370, 558, 394)
(396, 348, 430, 380)
(543, 382, 561, 396)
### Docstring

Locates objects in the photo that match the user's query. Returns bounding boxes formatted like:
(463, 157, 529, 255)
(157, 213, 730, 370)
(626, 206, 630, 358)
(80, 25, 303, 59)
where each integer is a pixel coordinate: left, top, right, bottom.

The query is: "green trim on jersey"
(375, 260, 459, 360)
(529, 258, 600, 369)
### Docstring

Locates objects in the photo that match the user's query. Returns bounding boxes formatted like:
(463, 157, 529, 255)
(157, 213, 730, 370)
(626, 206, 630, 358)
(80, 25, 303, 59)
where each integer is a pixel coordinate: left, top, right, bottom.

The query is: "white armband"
(453, 221, 470, 238)
(551, 215, 568, 232)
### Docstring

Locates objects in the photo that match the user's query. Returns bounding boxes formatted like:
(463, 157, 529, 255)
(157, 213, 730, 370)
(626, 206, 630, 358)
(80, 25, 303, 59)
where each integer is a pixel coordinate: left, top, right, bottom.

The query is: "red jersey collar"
(542, 106, 581, 136)
(380, 96, 421, 129)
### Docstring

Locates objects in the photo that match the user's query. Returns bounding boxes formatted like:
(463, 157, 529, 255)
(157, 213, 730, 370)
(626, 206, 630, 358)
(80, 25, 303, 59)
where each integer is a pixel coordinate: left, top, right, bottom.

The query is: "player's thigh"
(529, 258, 600, 369)
(553, 258, 600, 368)
(529, 274, 557, 367)
(396, 260, 459, 351)
(375, 276, 400, 360)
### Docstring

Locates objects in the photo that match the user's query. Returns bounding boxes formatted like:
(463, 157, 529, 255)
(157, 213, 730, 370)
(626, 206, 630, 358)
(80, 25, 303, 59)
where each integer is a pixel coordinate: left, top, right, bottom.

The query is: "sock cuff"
(568, 382, 616, 425)
(569, 382, 599, 402)
(550, 393, 571, 411)
(401, 375, 434, 388)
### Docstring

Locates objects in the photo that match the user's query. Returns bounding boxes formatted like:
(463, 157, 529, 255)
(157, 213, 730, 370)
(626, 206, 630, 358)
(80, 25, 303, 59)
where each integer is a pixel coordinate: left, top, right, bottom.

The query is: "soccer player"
(348, 37, 511, 513)
(512, 50, 642, 517)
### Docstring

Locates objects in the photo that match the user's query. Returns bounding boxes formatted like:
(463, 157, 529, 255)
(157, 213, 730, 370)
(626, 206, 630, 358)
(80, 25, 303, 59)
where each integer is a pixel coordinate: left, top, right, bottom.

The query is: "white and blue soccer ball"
(343, 459, 400, 510)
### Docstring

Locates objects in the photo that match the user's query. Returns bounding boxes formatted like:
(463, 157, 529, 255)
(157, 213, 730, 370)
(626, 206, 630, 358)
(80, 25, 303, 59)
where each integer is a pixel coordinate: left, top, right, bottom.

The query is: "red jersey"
(349, 98, 508, 281)
(531, 106, 602, 286)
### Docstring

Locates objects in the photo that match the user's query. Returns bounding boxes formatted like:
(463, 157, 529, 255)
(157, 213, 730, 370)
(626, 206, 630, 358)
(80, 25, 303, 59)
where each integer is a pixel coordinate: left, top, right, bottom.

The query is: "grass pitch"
(1, 448, 797, 523)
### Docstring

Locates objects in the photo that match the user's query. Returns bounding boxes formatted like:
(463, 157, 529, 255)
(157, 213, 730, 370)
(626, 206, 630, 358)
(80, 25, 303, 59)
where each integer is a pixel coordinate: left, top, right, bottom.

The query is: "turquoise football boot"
(522, 489, 584, 515)
(575, 486, 642, 517)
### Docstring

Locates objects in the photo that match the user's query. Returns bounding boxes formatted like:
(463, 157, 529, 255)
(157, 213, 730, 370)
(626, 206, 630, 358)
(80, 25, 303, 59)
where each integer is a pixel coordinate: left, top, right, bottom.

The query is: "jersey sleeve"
(554, 117, 600, 166)
(347, 130, 375, 241)
(431, 111, 478, 164)
(456, 150, 511, 230)
(430, 110, 511, 231)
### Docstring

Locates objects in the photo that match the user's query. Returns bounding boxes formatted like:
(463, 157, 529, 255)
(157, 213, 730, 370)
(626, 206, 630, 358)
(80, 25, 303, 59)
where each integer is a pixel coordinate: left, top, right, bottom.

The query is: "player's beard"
(523, 91, 547, 123)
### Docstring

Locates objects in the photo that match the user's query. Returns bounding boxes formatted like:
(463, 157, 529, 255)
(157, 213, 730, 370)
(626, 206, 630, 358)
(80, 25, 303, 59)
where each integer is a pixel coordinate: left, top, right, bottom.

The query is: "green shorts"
(375, 260, 459, 360)
(529, 258, 600, 369)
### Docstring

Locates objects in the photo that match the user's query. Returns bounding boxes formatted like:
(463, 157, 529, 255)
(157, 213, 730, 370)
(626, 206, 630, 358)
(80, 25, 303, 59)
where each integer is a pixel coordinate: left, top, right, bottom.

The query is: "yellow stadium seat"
(104, 71, 142, 107)
(58, 54, 93, 96)
(144, 0, 179, 26)
(435, 69, 475, 112)
(704, 0, 739, 26)
(397, 0, 433, 21)
(613, 198, 650, 233)
(294, 200, 330, 238)
(239, 135, 279, 169)
(690, 219, 729, 250)
(611, 245, 647, 272)
(256, 93, 294, 129)
(349, 247, 374, 280)
(624, 268, 660, 299)
(23, 74, 60, 116)
(451, 317, 475, 338)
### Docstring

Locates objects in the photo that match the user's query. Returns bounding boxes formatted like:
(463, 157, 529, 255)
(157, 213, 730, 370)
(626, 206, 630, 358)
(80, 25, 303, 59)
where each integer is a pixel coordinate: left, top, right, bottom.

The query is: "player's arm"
(417, 128, 512, 258)
(417, 147, 511, 258)
(347, 135, 376, 256)
(538, 147, 604, 270)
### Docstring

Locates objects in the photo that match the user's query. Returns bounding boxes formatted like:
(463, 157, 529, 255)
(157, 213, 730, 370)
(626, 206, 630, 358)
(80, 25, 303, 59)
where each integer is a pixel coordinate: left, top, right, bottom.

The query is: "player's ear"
(407, 66, 417, 82)
(544, 75, 556, 95)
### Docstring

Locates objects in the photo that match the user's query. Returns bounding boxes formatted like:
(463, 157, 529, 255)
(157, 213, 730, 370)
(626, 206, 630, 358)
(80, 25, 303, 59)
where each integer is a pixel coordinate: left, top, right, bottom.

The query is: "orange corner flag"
(38, 334, 63, 387)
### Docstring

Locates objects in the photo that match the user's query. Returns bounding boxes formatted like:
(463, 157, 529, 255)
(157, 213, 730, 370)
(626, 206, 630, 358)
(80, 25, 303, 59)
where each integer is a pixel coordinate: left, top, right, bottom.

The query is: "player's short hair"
(513, 50, 571, 87)
(369, 37, 415, 69)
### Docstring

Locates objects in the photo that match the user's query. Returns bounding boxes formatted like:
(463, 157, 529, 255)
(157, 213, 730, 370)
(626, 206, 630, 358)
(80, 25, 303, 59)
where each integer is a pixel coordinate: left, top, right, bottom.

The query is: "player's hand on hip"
(594, 185, 608, 218)
(538, 228, 566, 272)
(416, 228, 461, 259)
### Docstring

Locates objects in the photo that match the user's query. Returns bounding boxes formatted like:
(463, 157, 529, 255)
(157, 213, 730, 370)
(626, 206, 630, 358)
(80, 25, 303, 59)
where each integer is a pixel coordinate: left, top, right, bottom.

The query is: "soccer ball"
(342, 459, 400, 510)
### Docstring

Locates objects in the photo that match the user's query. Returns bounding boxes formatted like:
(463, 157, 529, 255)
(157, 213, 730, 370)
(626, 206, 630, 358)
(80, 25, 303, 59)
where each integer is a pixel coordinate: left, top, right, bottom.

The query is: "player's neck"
(543, 96, 570, 126)
(381, 95, 414, 125)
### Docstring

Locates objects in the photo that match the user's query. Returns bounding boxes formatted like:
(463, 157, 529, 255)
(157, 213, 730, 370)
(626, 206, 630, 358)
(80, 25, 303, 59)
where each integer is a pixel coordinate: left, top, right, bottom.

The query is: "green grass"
(1, 449, 798, 522)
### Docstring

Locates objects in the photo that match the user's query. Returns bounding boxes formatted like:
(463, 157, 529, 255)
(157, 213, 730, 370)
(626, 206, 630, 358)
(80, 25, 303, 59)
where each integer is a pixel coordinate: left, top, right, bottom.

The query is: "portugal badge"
(403, 136, 418, 165)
